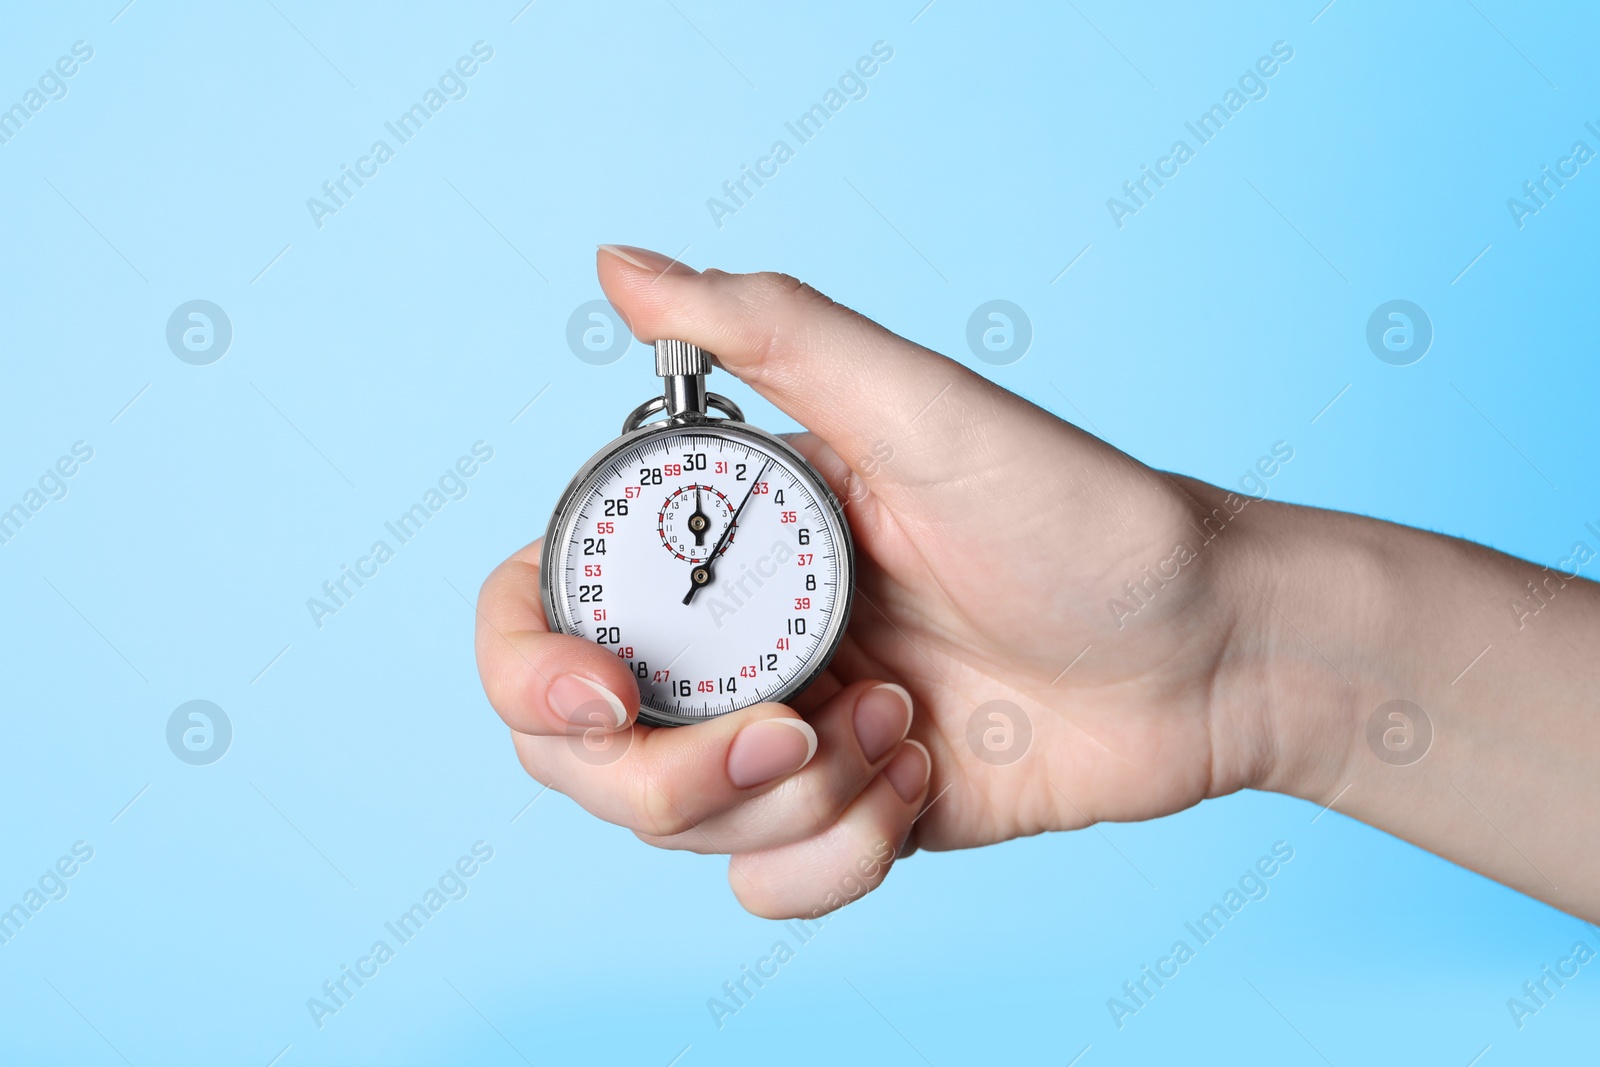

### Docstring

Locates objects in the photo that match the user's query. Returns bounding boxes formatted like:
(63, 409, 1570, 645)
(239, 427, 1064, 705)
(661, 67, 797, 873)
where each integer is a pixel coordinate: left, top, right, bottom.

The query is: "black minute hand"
(683, 458, 772, 605)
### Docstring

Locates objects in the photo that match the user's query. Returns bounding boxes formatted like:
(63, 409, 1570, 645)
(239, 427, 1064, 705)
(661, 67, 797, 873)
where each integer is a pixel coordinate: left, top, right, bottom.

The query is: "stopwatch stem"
(664, 373, 708, 419)
(656, 339, 713, 420)
(623, 342, 743, 432)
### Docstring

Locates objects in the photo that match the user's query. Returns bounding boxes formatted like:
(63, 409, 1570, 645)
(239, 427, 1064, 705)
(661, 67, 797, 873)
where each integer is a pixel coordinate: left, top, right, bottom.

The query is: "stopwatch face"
(542, 422, 854, 726)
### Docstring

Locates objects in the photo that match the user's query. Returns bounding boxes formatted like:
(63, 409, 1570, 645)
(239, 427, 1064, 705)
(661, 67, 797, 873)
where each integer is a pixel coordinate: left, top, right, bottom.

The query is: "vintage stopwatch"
(541, 340, 855, 726)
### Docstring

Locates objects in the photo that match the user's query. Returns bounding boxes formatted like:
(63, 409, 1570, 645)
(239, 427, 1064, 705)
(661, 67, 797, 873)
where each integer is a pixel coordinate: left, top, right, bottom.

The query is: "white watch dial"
(548, 427, 850, 723)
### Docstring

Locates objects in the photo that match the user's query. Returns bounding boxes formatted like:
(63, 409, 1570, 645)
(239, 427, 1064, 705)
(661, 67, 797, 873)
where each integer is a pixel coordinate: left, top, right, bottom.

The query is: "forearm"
(1227, 496, 1600, 920)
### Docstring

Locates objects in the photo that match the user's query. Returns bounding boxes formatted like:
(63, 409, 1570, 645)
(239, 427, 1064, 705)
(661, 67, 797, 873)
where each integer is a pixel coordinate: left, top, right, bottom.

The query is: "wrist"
(1208, 495, 1421, 804)
(1199, 479, 1600, 919)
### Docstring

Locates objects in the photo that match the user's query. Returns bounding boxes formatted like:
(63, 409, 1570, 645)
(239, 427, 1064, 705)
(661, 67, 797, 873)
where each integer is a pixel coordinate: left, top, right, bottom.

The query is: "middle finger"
(636, 679, 914, 854)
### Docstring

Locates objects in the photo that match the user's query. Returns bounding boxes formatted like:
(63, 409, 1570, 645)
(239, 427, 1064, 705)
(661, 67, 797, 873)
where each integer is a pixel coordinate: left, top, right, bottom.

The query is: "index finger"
(594, 245, 1026, 517)
(474, 537, 641, 736)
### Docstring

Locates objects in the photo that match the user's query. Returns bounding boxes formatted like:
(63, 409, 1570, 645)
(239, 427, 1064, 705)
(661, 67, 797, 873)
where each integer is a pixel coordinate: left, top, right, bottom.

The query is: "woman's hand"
(474, 245, 1283, 918)
(476, 244, 1600, 923)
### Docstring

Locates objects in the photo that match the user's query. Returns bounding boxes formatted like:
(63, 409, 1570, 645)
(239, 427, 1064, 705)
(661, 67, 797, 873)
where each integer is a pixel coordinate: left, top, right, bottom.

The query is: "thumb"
(594, 244, 1050, 516)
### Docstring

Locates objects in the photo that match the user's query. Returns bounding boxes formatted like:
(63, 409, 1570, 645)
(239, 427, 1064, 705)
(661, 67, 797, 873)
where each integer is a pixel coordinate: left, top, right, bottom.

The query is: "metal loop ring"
(706, 392, 744, 423)
(621, 392, 744, 434)
(621, 397, 666, 435)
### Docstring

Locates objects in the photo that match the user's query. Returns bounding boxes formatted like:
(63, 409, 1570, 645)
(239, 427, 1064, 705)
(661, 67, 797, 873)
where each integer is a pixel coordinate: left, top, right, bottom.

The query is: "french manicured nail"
(727, 718, 817, 788)
(854, 683, 913, 763)
(547, 674, 627, 729)
(598, 244, 698, 276)
(885, 740, 931, 803)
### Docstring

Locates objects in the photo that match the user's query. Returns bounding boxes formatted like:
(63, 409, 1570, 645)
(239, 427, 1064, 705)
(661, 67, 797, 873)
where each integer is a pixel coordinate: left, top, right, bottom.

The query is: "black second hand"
(684, 458, 772, 605)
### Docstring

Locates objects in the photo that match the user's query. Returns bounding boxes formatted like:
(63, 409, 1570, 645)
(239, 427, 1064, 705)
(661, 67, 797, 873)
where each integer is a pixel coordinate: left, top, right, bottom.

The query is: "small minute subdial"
(658, 484, 734, 562)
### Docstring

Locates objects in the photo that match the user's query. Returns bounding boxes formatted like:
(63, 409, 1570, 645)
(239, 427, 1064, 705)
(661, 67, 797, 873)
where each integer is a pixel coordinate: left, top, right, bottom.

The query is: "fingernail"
(727, 718, 817, 788)
(547, 675, 628, 730)
(885, 740, 931, 803)
(854, 683, 913, 763)
(598, 244, 698, 276)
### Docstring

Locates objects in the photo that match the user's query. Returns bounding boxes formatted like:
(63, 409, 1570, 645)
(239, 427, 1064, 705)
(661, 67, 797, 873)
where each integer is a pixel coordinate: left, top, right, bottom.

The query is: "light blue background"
(3, 1, 1597, 1064)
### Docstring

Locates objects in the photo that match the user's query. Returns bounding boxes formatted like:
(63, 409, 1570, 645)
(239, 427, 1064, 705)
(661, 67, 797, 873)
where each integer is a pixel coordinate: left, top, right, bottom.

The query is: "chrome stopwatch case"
(541, 340, 855, 726)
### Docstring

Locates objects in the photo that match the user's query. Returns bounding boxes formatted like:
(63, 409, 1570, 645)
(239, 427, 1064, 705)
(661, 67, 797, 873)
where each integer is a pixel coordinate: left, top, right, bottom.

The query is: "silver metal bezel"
(539, 414, 856, 727)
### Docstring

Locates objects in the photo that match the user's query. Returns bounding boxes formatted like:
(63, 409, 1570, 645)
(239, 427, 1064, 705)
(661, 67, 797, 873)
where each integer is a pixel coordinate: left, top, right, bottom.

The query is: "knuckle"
(747, 270, 806, 298)
(746, 271, 835, 312)
(627, 772, 696, 838)
(794, 777, 850, 840)
(712, 271, 840, 382)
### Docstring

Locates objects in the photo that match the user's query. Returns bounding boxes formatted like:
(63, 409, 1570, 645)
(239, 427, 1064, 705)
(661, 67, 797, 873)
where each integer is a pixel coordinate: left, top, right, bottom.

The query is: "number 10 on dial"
(541, 340, 854, 726)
